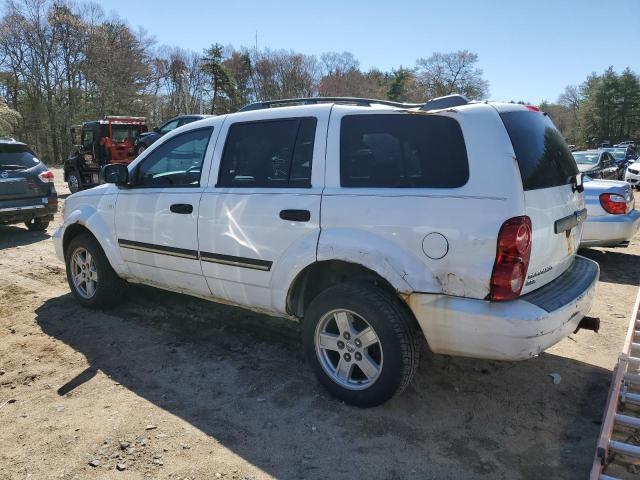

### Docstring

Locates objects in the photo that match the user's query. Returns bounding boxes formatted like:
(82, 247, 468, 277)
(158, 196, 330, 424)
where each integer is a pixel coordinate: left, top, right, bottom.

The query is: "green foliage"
(0, 98, 20, 136)
(543, 68, 640, 147)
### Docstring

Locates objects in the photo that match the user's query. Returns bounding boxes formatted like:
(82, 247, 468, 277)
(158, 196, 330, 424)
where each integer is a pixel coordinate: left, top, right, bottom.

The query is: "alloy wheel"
(70, 247, 98, 299)
(314, 309, 383, 390)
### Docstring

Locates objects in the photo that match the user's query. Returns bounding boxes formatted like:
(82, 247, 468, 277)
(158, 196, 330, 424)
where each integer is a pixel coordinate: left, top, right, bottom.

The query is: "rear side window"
(218, 117, 317, 188)
(0, 144, 40, 169)
(340, 114, 469, 188)
(500, 110, 578, 190)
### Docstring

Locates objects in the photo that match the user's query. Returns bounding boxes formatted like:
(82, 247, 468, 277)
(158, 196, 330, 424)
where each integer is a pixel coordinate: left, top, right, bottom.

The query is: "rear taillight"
(490, 216, 532, 301)
(599, 193, 628, 215)
(38, 170, 54, 183)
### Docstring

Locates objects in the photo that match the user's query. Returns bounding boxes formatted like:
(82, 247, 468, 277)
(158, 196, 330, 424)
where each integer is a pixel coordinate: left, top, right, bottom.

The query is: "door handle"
(279, 209, 311, 222)
(170, 203, 193, 214)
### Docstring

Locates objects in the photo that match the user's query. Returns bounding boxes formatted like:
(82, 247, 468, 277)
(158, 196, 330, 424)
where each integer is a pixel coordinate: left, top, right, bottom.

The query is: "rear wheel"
(65, 233, 124, 309)
(67, 171, 80, 194)
(302, 282, 419, 407)
(25, 218, 49, 231)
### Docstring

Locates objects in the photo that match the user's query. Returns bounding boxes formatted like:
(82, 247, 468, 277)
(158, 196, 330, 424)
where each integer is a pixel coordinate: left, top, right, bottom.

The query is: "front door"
(198, 108, 329, 312)
(115, 126, 215, 296)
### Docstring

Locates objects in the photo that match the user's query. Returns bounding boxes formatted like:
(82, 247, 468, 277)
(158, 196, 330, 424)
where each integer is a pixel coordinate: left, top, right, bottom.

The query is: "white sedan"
(580, 176, 640, 248)
(626, 160, 640, 189)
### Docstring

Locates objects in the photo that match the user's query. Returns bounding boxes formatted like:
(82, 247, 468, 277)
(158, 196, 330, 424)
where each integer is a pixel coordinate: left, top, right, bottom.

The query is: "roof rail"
(420, 94, 469, 111)
(239, 97, 424, 112)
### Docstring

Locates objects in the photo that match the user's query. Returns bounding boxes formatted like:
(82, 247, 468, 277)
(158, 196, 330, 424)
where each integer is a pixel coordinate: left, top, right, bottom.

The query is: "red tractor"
(64, 116, 147, 193)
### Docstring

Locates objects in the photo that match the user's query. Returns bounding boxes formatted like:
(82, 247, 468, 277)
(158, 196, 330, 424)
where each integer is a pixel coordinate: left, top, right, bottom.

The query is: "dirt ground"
(0, 168, 639, 480)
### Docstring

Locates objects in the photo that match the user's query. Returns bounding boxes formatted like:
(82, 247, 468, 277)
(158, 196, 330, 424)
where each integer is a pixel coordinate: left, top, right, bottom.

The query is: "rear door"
(198, 107, 329, 312)
(498, 108, 584, 293)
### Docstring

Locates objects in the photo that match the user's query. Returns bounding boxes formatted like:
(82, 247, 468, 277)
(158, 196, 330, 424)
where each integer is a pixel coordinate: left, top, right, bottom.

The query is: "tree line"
(0, 0, 490, 163)
(542, 67, 640, 147)
(3, 0, 636, 165)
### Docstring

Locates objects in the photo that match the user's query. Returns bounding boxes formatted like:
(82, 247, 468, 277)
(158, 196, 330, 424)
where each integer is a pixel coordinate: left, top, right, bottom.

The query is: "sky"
(97, 0, 639, 104)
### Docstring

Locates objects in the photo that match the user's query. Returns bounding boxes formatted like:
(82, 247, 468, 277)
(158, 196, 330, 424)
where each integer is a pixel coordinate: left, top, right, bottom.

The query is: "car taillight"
(599, 193, 628, 215)
(490, 216, 532, 301)
(38, 170, 54, 183)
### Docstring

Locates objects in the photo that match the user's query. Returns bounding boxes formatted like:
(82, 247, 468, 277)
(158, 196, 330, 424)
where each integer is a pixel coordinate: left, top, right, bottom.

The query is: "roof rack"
(239, 97, 423, 112)
(238, 94, 469, 112)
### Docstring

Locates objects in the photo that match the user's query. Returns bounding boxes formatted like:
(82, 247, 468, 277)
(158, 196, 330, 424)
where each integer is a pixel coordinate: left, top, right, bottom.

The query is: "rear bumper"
(0, 198, 57, 225)
(581, 209, 640, 247)
(408, 256, 599, 361)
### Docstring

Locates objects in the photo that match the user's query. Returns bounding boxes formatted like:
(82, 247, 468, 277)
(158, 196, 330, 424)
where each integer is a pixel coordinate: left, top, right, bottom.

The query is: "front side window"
(340, 114, 469, 188)
(218, 117, 317, 188)
(135, 127, 213, 187)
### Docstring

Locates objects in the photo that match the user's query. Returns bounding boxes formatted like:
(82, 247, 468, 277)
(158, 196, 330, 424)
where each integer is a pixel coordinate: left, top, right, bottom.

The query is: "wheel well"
(62, 223, 93, 256)
(287, 260, 399, 318)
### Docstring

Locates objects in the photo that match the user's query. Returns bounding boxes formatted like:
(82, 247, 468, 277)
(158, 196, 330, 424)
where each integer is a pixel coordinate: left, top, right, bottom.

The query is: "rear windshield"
(499, 110, 578, 190)
(573, 152, 600, 164)
(340, 114, 469, 188)
(0, 144, 40, 169)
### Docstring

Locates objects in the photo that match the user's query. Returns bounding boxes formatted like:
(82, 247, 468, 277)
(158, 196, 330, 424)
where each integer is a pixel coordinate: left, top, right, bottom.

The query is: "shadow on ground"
(0, 224, 50, 249)
(36, 286, 610, 480)
(580, 247, 640, 286)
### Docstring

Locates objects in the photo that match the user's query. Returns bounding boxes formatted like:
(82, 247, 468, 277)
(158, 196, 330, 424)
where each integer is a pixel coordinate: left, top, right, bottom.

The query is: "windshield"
(612, 149, 627, 160)
(572, 152, 599, 164)
(112, 125, 141, 143)
(0, 144, 40, 169)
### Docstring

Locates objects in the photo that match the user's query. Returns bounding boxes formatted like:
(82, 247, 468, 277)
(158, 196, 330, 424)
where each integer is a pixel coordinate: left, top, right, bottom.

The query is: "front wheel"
(302, 283, 420, 407)
(65, 233, 125, 309)
(67, 171, 80, 194)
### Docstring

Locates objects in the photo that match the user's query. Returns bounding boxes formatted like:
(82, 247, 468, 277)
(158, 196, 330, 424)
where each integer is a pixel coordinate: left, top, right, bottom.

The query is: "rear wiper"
(0, 165, 26, 171)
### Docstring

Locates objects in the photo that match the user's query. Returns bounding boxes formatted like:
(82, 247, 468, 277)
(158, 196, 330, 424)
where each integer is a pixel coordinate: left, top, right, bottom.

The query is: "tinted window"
(136, 127, 212, 187)
(0, 144, 40, 169)
(500, 110, 578, 190)
(218, 118, 317, 188)
(340, 114, 469, 188)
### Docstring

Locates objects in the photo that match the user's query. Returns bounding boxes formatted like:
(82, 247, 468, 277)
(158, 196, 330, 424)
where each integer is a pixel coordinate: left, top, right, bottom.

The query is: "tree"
(200, 43, 233, 114)
(414, 50, 489, 100)
(0, 98, 20, 135)
(387, 67, 414, 102)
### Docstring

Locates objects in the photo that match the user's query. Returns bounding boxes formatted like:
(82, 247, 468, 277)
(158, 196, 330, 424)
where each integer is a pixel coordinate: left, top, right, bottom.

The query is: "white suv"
(53, 96, 599, 407)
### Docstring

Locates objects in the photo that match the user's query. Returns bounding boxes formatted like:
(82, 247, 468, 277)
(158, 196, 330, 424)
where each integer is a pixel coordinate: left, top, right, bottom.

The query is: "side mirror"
(101, 163, 129, 186)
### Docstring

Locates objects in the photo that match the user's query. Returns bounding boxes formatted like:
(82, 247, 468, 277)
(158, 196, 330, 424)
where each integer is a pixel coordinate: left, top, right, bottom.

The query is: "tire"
(65, 233, 124, 309)
(67, 171, 80, 194)
(25, 218, 49, 231)
(136, 144, 147, 156)
(302, 282, 420, 407)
